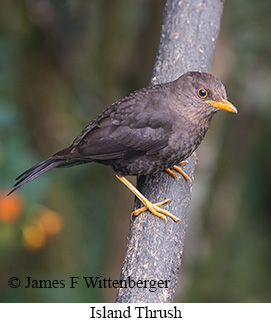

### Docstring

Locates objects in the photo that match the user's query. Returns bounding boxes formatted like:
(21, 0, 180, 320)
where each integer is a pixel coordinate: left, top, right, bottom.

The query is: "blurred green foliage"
(0, 0, 270, 302)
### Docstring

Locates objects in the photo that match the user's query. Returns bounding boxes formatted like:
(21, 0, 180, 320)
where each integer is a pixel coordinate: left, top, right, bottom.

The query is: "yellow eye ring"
(197, 88, 208, 99)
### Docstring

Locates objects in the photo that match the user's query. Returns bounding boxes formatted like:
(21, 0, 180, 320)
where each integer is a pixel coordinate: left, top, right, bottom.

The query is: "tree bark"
(116, 0, 225, 303)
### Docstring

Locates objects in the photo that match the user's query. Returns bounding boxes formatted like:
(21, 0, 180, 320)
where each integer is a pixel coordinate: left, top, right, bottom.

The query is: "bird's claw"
(166, 162, 193, 185)
(131, 198, 183, 224)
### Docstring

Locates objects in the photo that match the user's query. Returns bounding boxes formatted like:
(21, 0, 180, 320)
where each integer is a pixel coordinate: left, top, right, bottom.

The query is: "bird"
(9, 71, 237, 223)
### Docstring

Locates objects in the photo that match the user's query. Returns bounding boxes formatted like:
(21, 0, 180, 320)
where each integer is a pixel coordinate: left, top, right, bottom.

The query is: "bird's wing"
(57, 87, 174, 161)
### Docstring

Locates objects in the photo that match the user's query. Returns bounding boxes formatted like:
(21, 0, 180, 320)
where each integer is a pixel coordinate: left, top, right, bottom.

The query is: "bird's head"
(173, 71, 237, 119)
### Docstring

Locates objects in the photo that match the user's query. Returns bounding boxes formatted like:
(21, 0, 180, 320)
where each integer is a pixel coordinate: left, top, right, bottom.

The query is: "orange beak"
(205, 99, 238, 114)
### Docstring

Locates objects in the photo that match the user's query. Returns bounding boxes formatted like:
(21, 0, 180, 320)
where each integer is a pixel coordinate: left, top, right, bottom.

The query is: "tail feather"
(8, 157, 64, 195)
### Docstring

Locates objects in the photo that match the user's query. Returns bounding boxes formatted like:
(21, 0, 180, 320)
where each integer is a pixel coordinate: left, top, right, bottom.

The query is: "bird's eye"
(197, 88, 208, 98)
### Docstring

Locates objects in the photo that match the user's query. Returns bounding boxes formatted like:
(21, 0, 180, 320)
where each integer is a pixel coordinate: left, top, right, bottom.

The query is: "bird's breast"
(168, 121, 209, 160)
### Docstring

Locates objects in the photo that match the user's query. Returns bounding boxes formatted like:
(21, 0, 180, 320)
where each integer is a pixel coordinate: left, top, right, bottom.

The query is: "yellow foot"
(116, 175, 183, 224)
(132, 198, 183, 224)
(165, 168, 178, 179)
(166, 161, 193, 185)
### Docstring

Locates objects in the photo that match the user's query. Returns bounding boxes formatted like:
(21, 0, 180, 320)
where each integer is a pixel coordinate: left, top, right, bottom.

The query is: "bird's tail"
(8, 156, 87, 195)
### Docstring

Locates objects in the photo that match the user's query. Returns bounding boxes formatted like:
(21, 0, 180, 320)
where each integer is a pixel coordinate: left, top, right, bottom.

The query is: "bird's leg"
(165, 161, 193, 184)
(116, 175, 182, 223)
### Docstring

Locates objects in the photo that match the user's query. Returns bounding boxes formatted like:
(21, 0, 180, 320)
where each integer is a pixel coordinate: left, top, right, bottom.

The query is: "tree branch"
(116, 0, 225, 303)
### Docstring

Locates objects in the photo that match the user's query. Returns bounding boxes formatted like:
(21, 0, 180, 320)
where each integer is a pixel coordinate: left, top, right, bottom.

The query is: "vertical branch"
(116, 0, 225, 303)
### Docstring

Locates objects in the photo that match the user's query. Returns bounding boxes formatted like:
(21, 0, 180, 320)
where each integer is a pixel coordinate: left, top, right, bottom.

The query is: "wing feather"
(57, 84, 174, 161)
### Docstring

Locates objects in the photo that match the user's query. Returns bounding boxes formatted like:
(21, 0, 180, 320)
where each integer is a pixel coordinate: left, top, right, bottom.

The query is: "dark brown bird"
(9, 71, 237, 222)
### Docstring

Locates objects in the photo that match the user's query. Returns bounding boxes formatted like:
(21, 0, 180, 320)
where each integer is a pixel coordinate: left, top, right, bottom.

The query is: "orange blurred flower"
(22, 207, 64, 252)
(22, 225, 46, 252)
(38, 209, 63, 236)
(0, 190, 24, 222)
